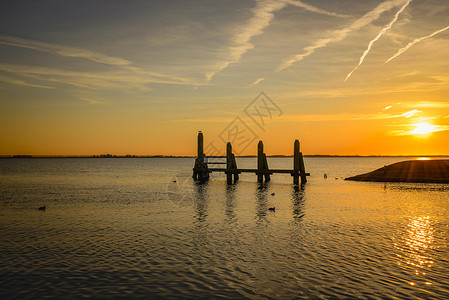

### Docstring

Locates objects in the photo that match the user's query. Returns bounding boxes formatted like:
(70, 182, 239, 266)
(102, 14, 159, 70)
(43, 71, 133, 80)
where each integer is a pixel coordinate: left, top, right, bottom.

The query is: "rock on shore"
(345, 160, 449, 183)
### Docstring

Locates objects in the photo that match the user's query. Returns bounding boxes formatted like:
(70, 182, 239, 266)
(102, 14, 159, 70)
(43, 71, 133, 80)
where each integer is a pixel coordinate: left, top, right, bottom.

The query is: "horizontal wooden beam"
(209, 167, 310, 176)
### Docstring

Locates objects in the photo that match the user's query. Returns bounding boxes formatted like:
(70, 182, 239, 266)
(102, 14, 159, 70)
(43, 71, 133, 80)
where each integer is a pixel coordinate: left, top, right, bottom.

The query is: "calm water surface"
(1, 157, 449, 299)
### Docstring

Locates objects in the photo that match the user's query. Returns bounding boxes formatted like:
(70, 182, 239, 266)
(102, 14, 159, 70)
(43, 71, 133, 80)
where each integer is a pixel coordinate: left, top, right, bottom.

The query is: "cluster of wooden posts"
(193, 132, 309, 185)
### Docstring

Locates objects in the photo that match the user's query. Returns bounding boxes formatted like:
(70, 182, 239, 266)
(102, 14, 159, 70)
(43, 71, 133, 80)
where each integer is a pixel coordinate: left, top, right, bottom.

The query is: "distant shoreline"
(1, 155, 449, 159)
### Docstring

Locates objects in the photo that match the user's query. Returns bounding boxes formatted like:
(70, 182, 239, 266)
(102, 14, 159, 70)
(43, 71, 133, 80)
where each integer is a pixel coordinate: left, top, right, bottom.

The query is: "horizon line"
(2, 154, 449, 158)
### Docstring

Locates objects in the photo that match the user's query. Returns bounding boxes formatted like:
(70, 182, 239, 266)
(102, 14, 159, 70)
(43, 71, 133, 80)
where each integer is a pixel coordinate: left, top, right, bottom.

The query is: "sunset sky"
(1, 0, 449, 156)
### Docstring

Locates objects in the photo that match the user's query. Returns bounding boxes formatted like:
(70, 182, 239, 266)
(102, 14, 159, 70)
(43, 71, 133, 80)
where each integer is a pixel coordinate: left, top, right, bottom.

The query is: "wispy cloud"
(404, 101, 449, 108)
(207, 0, 347, 80)
(77, 96, 106, 105)
(0, 35, 131, 66)
(245, 108, 423, 123)
(278, 0, 410, 71)
(344, 0, 412, 81)
(400, 109, 420, 118)
(389, 123, 449, 136)
(0, 63, 201, 91)
(0, 35, 200, 86)
(385, 24, 449, 63)
(0, 74, 53, 89)
(249, 77, 264, 86)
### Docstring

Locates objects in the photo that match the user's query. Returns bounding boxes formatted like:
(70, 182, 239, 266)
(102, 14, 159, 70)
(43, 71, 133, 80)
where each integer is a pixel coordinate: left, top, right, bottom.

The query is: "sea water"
(1, 157, 449, 299)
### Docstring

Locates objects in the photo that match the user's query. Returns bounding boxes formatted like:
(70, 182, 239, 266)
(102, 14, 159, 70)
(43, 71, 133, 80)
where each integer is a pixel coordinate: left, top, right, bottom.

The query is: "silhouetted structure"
(192, 132, 309, 184)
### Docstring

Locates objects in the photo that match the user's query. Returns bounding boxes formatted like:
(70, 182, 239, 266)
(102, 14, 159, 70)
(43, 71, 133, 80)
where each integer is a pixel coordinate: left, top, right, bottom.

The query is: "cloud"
(344, 0, 412, 81)
(77, 96, 105, 105)
(282, 0, 349, 18)
(0, 35, 131, 66)
(278, 0, 410, 71)
(207, 0, 347, 80)
(0, 35, 200, 86)
(383, 105, 393, 110)
(385, 24, 449, 63)
(206, 1, 287, 81)
(389, 123, 449, 136)
(0, 74, 53, 89)
(243, 108, 423, 123)
(0, 63, 201, 90)
(400, 109, 420, 118)
(404, 101, 449, 108)
(249, 77, 264, 86)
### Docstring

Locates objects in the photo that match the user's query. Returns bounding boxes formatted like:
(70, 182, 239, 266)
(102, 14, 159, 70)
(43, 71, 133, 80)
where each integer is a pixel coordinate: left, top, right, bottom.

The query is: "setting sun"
(410, 122, 436, 135)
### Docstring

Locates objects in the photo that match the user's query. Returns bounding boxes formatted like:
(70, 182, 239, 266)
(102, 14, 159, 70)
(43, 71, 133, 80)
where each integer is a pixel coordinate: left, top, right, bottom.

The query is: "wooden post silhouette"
(226, 142, 233, 184)
(257, 141, 271, 183)
(197, 131, 204, 157)
(257, 141, 264, 183)
(193, 132, 309, 185)
(293, 139, 306, 185)
(192, 131, 209, 182)
(226, 142, 239, 184)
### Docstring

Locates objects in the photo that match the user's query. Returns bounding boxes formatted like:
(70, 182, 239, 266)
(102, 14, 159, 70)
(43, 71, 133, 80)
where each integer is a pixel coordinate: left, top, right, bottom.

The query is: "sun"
(410, 122, 436, 135)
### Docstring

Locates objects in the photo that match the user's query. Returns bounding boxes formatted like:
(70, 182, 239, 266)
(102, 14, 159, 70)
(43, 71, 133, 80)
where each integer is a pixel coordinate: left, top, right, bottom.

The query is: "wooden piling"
(257, 141, 271, 183)
(293, 139, 307, 184)
(293, 140, 300, 185)
(197, 131, 204, 157)
(192, 131, 209, 182)
(257, 141, 264, 183)
(226, 142, 233, 184)
(226, 142, 239, 184)
(263, 153, 270, 182)
(194, 132, 309, 185)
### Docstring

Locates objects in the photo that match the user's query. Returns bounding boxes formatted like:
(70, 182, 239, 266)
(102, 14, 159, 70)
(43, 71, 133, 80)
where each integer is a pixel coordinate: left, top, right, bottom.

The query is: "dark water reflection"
(225, 184, 237, 222)
(1, 158, 449, 299)
(292, 184, 306, 221)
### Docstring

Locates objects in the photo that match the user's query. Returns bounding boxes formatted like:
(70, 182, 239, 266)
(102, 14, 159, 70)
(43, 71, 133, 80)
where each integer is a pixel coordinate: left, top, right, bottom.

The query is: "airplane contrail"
(207, 0, 347, 81)
(385, 24, 449, 63)
(277, 0, 409, 72)
(282, 0, 348, 18)
(344, 0, 411, 81)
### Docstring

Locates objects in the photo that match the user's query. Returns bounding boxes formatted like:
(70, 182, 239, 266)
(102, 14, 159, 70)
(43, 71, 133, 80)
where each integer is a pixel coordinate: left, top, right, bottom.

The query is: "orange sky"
(1, 0, 449, 156)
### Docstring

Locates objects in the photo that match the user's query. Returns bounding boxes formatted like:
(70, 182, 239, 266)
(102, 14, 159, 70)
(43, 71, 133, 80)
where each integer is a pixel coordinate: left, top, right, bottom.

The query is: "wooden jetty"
(193, 132, 309, 184)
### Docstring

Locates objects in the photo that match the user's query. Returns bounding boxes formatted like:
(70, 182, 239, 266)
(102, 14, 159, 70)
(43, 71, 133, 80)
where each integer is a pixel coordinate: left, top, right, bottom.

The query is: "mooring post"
(225, 142, 239, 184)
(192, 131, 209, 182)
(299, 152, 307, 184)
(257, 141, 264, 183)
(293, 140, 300, 185)
(226, 142, 233, 185)
(263, 153, 270, 182)
(197, 131, 204, 157)
(232, 152, 239, 183)
(293, 139, 307, 184)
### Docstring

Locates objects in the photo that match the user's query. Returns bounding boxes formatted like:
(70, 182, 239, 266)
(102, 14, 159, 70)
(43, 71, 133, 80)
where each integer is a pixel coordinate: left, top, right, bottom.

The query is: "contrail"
(205, 0, 287, 81)
(385, 24, 449, 63)
(278, 0, 409, 71)
(207, 0, 348, 81)
(282, 0, 348, 18)
(344, 0, 411, 81)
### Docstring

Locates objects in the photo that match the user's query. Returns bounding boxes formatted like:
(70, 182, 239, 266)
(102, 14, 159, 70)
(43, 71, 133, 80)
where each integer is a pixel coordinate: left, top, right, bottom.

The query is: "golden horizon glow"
(1, 1, 449, 156)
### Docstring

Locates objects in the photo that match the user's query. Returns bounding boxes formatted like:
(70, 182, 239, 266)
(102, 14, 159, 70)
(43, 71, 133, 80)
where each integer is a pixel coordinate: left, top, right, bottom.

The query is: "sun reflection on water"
(395, 216, 435, 279)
